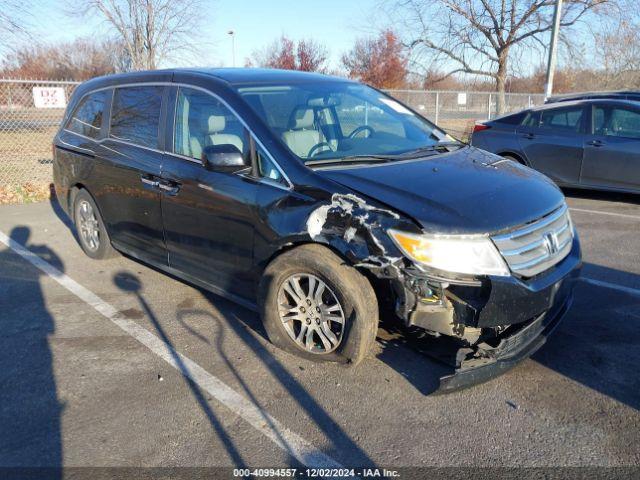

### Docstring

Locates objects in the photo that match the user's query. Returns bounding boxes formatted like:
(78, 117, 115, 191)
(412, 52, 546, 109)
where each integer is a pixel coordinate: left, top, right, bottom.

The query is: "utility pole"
(544, 0, 563, 99)
(228, 30, 236, 67)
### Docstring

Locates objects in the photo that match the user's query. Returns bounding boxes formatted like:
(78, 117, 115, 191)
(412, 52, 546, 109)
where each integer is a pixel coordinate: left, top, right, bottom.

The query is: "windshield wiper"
(397, 141, 465, 158)
(437, 140, 466, 147)
(306, 155, 397, 166)
(306, 142, 466, 166)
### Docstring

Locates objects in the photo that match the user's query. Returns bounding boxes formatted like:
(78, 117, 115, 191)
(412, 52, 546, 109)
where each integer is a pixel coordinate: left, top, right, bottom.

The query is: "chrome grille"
(492, 204, 574, 277)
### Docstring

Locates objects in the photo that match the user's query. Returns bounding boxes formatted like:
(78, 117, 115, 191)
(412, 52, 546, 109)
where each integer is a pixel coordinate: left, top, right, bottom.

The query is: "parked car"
(471, 99, 640, 193)
(546, 90, 640, 104)
(53, 69, 581, 392)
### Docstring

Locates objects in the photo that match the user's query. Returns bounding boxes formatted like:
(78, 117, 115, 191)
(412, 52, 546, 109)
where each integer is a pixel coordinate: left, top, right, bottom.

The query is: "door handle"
(587, 140, 605, 147)
(522, 133, 535, 140)
(140, 175, 160, 188)
(141, 174, 181, 195)
(157, 179, 181, 196)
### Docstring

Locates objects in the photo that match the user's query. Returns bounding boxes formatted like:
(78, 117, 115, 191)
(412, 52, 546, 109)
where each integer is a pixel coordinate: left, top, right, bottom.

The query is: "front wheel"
(258, 244, 379, 365)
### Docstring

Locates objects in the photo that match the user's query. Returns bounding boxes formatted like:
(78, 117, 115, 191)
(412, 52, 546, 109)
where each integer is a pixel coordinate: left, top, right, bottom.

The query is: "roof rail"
(546, 90, 640, 104)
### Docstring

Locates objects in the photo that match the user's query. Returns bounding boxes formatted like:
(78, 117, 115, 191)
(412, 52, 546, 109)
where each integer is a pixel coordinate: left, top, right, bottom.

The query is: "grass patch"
(0, 128, 57, 185)
(0, 183, 53, 205)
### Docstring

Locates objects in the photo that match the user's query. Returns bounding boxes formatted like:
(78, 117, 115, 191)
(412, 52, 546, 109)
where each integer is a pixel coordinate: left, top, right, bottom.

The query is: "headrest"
(208, 115, 226, 133)
(289, 108, 315, 129)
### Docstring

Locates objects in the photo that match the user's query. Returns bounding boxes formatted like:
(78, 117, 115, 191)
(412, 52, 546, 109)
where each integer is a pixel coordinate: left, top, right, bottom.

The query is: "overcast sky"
(25, 0, 379, 69)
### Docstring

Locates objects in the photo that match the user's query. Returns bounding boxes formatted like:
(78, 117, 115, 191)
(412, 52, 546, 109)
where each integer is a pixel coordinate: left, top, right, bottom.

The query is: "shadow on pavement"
(374, 319, 452, 396)
(49, 195, 74, 231)
(562, 187, 640, 206)
(533, 263, 640, 411)
(112, 271, 248, 468)
(176, 307, 305, 468)
(198, 290, 376, 467)
(0, 227, 63, 475)
(113, 269, 375, 467)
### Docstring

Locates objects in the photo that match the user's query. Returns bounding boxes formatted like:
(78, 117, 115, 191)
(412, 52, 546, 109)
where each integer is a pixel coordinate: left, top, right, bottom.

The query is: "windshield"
(236, 82, 454, 163)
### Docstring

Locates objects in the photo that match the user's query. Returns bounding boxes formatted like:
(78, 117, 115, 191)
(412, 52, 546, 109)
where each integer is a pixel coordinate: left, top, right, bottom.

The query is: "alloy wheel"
(77, 200, 100, 252)
(277, 273, 345, 354)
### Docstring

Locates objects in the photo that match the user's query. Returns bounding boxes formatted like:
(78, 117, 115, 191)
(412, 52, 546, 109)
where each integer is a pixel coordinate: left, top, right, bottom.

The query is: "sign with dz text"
(32, 87, 67, 109)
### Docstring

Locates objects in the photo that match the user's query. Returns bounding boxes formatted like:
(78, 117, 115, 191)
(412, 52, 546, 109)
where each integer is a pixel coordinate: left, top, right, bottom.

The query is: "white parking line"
(570, 207, 640, 220)
(580, 277, 640, 297)
(0, 230, 342, 470)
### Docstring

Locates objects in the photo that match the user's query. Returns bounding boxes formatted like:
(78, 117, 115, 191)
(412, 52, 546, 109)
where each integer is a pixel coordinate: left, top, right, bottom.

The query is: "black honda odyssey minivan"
(53, 68, 581, 391)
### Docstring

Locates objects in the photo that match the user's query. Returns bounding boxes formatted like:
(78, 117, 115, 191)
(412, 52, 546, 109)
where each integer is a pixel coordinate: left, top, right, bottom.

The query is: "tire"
(258, 244, 379, 366)
(73, 189, 117, 260)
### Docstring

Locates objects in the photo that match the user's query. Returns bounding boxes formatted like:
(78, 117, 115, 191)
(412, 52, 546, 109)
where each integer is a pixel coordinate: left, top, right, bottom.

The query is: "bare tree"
(0, 1, 27, 34)
(390, 0, 611, 112)
(1, 37, 128, 80)
(0, 1, 32, 54)
(73, 0, 205, 70)
(590, 19, 640, 88)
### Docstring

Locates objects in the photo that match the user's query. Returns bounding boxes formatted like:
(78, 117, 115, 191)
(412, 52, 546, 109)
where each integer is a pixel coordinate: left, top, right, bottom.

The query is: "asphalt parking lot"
(0, 189, 639, 472)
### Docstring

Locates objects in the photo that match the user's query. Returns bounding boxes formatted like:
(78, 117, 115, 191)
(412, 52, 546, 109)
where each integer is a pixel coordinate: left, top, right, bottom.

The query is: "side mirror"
(202, 144, 247, 172)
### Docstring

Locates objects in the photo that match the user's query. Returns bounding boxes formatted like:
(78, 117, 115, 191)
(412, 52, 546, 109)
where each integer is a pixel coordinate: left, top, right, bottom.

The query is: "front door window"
(173, 87, 250, 162)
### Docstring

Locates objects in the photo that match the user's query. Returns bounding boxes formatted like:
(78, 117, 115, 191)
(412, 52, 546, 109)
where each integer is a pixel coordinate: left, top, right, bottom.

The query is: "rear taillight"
(473, 123, 491, 133)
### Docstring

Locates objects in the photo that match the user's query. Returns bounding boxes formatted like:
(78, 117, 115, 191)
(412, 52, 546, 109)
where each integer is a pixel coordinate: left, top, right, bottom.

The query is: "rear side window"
(65, 90, 108, 139)
(521, 111, 540, 128)
(110, 86, 163, 149)
(593, 106, 606, 133)
(594, 106, 640, 139)
(540, 106, 584, 132)
(494, 111, 526, 125)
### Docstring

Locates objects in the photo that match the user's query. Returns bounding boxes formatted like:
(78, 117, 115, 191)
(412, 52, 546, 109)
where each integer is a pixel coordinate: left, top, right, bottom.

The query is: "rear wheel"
(259, 244, 378, 365)
(73, 189, 117, 260)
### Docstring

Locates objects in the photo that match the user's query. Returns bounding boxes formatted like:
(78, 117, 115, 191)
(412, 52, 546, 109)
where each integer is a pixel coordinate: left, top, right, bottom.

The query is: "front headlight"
(388, 229, 510, 277)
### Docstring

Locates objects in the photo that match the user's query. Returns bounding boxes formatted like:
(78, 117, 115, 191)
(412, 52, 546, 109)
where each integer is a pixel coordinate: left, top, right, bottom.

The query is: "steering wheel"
(307, 142, 335, 158)
(348, 125, 375, 139)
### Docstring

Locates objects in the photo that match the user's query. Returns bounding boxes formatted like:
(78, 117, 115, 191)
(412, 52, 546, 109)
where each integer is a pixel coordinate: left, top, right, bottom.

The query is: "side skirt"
(111, 241, 259, 312)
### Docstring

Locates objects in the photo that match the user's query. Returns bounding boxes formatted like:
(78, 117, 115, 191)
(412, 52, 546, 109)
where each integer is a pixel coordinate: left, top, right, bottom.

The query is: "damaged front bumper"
(397, 236, 582, 393)
(437, 286, 573, 392)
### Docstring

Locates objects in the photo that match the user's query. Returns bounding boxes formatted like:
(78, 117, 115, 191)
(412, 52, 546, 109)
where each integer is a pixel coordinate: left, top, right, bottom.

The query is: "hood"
(316, 146, 565, 235)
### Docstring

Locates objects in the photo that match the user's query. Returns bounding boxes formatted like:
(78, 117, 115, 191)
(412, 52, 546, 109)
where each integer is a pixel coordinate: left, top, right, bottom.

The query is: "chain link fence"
(0, 79, 79, 202)
(385, 89, 546, 139)
(0, 78, 545, 203)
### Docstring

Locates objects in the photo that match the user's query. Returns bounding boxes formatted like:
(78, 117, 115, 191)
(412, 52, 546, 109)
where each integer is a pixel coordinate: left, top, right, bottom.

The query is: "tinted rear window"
(594, 105, 640, 139)
(522, 111, 540, 127)
(540, 106, 584, 131)
(66, 90, 108, 139)
(494, 111, 527, 125)
(110, 86, 163, 149)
